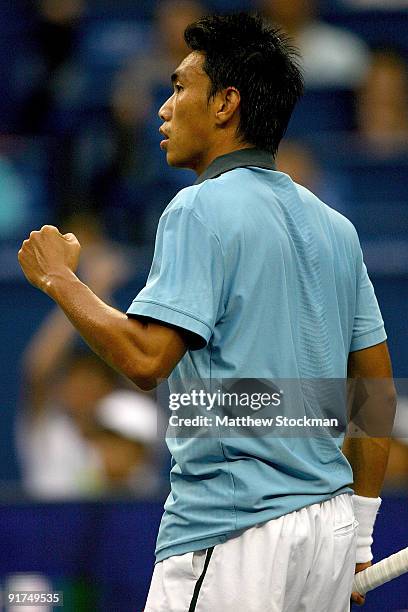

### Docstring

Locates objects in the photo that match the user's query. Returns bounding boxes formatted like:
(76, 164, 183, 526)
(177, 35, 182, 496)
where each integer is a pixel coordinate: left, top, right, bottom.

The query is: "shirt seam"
(130, 298, 213, 334)
(159, 200, 227, 315)
(161, 189, 224, 253)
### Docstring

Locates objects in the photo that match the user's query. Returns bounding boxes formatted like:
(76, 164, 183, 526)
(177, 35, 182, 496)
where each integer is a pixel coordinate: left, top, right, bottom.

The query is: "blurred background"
(0, 0, 407, 610)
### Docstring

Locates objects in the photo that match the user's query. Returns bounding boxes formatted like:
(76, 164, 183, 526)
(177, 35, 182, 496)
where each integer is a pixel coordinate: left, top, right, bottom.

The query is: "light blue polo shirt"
(127, 148, 386, 562)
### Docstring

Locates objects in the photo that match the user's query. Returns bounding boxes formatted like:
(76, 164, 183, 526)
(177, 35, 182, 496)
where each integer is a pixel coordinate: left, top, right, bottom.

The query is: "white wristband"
(352, 495, 381, 563)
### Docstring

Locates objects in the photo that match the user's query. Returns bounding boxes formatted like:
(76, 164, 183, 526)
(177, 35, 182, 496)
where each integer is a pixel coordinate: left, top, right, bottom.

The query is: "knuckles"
(20, 225, 73, 254)
(28, 225, 58, 239)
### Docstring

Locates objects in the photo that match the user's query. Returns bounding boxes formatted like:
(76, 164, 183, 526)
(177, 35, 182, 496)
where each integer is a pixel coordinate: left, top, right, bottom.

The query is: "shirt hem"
(350, 326, 387, 352)
(154, 487, 352, 563)
(127, 299, 212, 345)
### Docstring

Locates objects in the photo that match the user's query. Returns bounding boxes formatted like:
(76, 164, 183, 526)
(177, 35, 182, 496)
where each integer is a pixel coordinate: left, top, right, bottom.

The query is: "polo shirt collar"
(194, 148, 276, 185)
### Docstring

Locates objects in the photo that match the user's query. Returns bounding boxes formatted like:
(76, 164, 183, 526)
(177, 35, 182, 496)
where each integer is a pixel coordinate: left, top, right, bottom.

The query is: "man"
(18, 13, 395, 612)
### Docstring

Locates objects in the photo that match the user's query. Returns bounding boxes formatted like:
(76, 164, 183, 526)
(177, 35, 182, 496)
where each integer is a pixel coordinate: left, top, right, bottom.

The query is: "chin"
(166, 153, 178, 167)
(166, 151, 192, 170)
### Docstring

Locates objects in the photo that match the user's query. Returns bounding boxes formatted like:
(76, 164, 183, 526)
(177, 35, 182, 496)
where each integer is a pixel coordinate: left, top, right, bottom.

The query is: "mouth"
(159, 126, 170, 149)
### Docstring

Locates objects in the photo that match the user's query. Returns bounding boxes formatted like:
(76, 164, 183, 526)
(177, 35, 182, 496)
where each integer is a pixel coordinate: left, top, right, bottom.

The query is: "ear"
(214, 87, 241, 126)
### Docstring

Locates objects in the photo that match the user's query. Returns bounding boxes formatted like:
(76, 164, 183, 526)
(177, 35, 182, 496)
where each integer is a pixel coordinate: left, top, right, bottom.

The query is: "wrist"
(43, 268, 78, 300)
(353, 494, 381, 563)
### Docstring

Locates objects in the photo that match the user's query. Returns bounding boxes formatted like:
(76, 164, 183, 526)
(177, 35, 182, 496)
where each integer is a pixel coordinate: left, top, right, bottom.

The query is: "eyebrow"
(171, 70, 185, 84)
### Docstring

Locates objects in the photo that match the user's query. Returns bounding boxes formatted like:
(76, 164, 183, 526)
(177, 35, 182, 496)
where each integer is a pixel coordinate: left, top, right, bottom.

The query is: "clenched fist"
(18, 225, 81, 294)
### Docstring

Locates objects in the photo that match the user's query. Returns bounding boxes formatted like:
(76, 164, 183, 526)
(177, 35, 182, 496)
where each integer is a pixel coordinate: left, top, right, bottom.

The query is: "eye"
(174, 83, 183, 93)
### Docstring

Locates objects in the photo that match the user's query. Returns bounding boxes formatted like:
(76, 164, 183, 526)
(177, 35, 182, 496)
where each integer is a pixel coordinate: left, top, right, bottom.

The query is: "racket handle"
(353, 547, 408, 595)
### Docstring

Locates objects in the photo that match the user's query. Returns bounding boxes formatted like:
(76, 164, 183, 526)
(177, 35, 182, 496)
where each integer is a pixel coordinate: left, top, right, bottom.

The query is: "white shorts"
(144, 493, 357, 612)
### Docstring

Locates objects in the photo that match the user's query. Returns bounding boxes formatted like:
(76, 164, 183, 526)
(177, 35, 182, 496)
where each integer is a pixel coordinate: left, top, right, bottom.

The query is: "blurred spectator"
(18, 230, 163, 498)
(19, 349, 116, 498)
(260, 0, 370, 88)
(276, 140, 347, 215)
(63, 0, 204, 245)
(61, 69, 166, 244)
(355, 49, 408, 153)
(20, 0, 85, 134)
(133, 0, 206, 98)
(18, 1, 202, 245)
(92, 390, 161, 495)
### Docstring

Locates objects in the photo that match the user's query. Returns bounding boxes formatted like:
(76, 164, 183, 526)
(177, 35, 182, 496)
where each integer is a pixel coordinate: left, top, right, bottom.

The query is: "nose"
(158, 92, 174, 121)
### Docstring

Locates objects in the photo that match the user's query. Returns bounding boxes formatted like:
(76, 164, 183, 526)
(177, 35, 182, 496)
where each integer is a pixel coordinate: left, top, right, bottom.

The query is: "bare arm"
(23, 243, 135, 414)
(18, 226, 189, 390)
(46, 270, 188, 389)
(344, 341, 396, 605)
(343, 341, 397, 497)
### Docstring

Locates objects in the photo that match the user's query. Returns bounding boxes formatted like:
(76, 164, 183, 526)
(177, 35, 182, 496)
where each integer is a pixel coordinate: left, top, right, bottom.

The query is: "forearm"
(342, 436, 391, 497)
(18, 226, 187, 388)
(45, 270, 156, 388)
(344, 345, 396, 570)
(343, 371, 396, 497)
(343, 435, 392, 565)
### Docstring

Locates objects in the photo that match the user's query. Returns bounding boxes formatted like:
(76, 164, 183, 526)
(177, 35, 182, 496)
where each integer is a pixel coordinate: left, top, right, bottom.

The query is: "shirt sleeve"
(127, 204, 224, 349)
(350, 253, 387, 352)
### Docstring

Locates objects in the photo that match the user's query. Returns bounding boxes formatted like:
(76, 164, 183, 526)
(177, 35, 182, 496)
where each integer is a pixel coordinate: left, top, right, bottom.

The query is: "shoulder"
(155, 183, 224, 251)
(160, 173, 242, 233)
(296, 182, 359, 240)
(161, 182, 209, 218)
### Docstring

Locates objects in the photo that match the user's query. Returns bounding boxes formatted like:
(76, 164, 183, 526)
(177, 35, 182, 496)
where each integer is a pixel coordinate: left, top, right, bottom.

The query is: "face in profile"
(158, 51, 216, 173)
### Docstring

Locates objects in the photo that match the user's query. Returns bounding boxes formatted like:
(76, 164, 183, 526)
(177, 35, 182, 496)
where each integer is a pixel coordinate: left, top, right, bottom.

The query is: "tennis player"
(18, 13, 396, 612)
